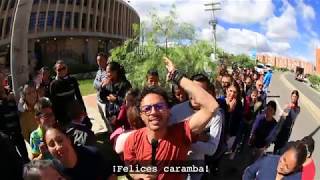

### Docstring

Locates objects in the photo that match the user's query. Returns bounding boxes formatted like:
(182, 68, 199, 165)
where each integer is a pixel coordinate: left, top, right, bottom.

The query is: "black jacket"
(50, 76, 86, 126)
(99, 79, 131, 117)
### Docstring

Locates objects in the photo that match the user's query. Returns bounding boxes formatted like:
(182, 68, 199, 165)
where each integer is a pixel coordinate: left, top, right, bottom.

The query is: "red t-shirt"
(302, 159, 316, 180)
(124, 120, 194, 180)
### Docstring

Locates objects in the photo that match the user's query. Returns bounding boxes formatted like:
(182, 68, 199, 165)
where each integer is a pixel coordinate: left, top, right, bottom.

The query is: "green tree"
(231, 54, 255, 68)
(110, 5, 216, 88)
(150, 5, 177, 52)
(174, 22, 196, 45)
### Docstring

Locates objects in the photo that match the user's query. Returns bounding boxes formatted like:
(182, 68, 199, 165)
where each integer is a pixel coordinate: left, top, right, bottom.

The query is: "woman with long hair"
(99, 61, 132, 132)
(274, 90, 301, 154)
(44, 126, 116, 180)
(19, 82, 39, 141)
(243, 141, 308, 180)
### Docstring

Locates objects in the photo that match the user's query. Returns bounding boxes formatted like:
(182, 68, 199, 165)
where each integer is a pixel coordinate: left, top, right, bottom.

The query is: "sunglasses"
(57, 67, 66, 72)
(140, 102, 167, 114)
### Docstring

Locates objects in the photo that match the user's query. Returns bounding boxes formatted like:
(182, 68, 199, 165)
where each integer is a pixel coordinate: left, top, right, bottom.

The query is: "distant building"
(0, 0, 140, 74)
(257, 54, 315, 75)
(316, 48, 320, 75)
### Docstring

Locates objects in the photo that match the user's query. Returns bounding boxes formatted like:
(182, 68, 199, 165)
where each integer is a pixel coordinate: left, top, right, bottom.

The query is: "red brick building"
(257, 54, 315, 74)
(316, 48, 320, 75)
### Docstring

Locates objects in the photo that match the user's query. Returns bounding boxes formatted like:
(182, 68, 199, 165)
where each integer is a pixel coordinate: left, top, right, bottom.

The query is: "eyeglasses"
(57, 67, 66, 72)
(140, 102, 167, 114)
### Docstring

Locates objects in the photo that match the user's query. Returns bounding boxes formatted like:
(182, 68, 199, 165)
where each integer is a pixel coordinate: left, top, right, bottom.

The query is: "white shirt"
(169, 101, 224, 160)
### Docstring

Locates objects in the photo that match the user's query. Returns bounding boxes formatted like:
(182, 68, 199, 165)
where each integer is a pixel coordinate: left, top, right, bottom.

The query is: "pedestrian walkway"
(83, 94, 108, 134)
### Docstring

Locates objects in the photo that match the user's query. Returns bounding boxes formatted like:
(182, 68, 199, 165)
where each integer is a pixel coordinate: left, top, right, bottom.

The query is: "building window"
(2, 0, 8, 10)
(97, 0, 101, 9)
(102, 17, 105, 32)
(82, 13, 86, 29)
(74, 12, 79, 28)
(56, 11, 64, 28)
(9, 0, 16, 9)
(83, 0, 87, 6)
(89, 14, 93, 30)
(47, 11, 55, 29)
(65, 12, 72, 29)
(96, 16, 100, 31)
(51, 0, 57, 4)
(5, 17, 11, 36)
(76, 0, 80, 5)
(37, 12, 46, 31)
(91, 0, 95, 8)
(59, 0, 65, 4)
(68, 0, 73, 4)
(0, 19, 3, 36)
(29, 12, 37, 32)
(42, 0, 48, 4)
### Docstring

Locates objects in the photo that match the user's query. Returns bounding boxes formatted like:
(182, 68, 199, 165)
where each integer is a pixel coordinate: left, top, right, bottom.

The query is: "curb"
(280, 73, 320, 123)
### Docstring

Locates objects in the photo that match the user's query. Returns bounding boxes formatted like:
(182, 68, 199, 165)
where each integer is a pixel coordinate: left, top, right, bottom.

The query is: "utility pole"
(205, 1, 221, 63)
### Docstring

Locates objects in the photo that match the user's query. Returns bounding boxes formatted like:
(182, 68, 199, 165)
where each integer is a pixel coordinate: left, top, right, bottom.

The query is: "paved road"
(214, 72, 320, 179)
(284, 73, 320, 108)
(268, 72, 320, 179)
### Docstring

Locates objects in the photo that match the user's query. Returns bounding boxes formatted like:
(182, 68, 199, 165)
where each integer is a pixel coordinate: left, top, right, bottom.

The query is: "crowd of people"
(0, 52, 316, 180)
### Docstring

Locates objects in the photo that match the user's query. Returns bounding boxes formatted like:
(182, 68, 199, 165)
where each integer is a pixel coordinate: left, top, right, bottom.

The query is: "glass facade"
(38, 12, 46, 31)
(47, 11, 55, 29)
(29, 12, 37, 32)
(56, 11, 63, 28)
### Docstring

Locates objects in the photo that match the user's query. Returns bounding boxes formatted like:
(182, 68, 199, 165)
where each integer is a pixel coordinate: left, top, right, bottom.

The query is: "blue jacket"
(243, 155, 302, 180)
(263, 71, 272, 86)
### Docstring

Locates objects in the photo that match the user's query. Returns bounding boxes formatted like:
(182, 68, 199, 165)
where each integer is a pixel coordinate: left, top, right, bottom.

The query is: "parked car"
(255, 63, 265, 74)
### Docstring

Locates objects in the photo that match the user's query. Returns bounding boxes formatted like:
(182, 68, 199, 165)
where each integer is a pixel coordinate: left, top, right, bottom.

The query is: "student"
(243, 141, 307, 180)
(274, 90, 300, 154)
(301, 136, 315, 180)
(50, 60, 86, 127)
(111, 88, 140, 130)
(113, 106, 145, 156)
(0, 131, 25, 180)
(23, 160, 66, 180)
(66, 101, 96, 146)
(0, 76, 29, 164)
(19, 82, 39, 141)
(170, 73, 223, 180)
(248, 101, 277, 160)
(93, 52, 110, 131)
(44, 126, 115, 180)
(99, 61, 132, 132)
(38, 67, 53, 98)
(170, 83, 187, 106)
(146, 69, 160, 87)
(124, 57, 219, 180)
(30, 98, 56, 160)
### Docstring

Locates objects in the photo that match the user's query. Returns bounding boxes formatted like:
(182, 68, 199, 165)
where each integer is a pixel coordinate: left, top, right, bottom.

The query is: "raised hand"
(163, 57, 176, 73)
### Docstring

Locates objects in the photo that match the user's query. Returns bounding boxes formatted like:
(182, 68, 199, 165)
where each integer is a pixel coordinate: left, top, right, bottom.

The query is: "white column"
(10, 0, 33, 96)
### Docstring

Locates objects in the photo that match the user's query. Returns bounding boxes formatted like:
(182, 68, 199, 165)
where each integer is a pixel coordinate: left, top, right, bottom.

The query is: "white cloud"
(266, 4, 298, 40)
(297, 0, 317, 37)
(198, 25, 291, 55)
(216, 0, 274, 24)
(298, 0, 315, 20)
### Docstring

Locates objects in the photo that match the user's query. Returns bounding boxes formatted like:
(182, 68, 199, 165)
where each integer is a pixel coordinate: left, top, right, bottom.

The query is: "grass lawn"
(79, 79, 96, 96)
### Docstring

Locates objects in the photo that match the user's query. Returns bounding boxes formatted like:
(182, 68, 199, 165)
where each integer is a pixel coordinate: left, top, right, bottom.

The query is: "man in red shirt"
(123, 57, 219, 180)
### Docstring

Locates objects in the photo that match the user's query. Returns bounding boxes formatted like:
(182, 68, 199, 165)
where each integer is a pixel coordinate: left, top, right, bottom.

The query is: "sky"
(128, 0, 320, 64)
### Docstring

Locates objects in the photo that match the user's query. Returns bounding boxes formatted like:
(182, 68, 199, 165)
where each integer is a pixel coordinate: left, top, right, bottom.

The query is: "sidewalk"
(83, 94, 108, 134)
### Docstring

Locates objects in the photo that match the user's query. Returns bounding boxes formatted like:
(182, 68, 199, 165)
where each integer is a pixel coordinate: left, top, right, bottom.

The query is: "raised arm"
(164, 57, 219, 134)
